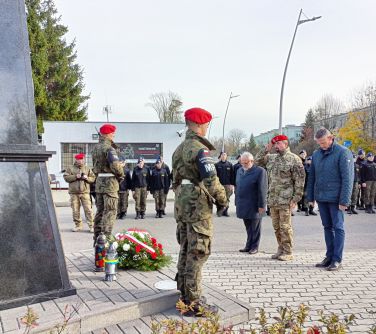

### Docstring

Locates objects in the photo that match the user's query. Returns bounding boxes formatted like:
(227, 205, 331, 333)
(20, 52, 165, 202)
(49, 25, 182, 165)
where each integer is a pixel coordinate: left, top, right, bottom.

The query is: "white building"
(42, 121, 185, 188)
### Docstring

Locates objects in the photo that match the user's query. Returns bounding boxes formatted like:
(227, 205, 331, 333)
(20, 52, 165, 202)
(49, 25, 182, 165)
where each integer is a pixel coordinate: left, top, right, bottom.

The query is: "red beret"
(100, 123, 116, 134)
(184, 108, 212, 124)
(271, 134, 289, 144)
(74, 153, 85, 160)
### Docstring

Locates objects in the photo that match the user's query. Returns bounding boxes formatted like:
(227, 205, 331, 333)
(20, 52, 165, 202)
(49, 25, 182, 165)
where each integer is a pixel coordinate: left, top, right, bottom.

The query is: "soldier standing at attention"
(131, 157, 150, 219)
(153, 155, 171, 215)
(215, 152, 235, 217)
(117, 162, 132, 219)
(255, 135, 305, 261)
(172, 107, 227, 316)
(150, 159, 170, 218)
(63, 153, 96, 232)
(91, 124, 125, 242)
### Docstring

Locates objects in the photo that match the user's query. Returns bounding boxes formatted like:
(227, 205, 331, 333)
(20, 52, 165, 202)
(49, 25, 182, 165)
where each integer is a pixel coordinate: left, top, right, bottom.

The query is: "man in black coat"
(215, 152, 235, 216)
(235, 152, 267, 254)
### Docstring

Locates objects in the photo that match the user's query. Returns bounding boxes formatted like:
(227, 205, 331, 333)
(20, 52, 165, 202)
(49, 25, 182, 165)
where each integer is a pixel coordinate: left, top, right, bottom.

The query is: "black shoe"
(140, 212, 145, 219)
(158, 210, 163, 218)
(118, 212, 125, 219)
(155, 211, 159, 218)
(239, 248, 250, 253)
(315, 257, 332, 268)
(249, 249, 258, 255)
(135, 212, 140, 220)
(327, 261, 342, 271)
(122, 211, 127, 219)
(162, 210, 166, 215)
(350, 206, 358, 214)
(222, 208, 230, 217)
(365, 205, 372, 214)
(309, 210, 317, 216)
(305, 210, 309, 216)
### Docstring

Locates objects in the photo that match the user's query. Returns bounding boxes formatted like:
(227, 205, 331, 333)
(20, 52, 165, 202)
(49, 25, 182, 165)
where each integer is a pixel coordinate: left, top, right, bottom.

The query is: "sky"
(54, 0, 376, 139)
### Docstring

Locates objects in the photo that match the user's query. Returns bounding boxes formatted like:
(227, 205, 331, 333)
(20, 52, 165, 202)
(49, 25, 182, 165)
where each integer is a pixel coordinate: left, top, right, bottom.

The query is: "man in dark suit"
(235, 152, 268, 254)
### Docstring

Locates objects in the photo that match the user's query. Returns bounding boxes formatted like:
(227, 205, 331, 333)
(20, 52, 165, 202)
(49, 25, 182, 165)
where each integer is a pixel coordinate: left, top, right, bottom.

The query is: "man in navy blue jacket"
(235, 152, 268, 254)
(307, 128, 354, 271)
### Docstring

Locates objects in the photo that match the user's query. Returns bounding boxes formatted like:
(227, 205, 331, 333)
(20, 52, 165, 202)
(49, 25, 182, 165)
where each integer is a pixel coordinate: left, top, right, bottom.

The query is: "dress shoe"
(327, 261, 342, 271)
(239, 248, 250, 253)
(315, 257, 331, 268)
(248, 249, 258, 255)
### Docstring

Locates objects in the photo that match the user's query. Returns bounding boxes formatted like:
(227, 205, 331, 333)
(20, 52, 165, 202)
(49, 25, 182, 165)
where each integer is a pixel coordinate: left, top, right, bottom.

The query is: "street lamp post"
(279, 9, 321, 134)
(222, 92, 240, 152)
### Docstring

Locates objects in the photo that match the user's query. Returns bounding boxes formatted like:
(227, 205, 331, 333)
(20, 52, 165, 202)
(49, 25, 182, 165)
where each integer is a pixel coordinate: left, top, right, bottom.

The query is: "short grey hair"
(241, 152, 254, 161)
(315, 127, 332, 139)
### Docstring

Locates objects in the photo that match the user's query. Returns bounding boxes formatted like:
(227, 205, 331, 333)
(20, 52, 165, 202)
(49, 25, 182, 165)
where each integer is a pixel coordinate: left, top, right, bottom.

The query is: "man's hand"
(76, 173, 81, 179)
(362, 183, 367, 188)
(339, 205, 347, 211)
(82, 174, 88, 180)
(290, 201, 297, 209)
(258, 208, 266, 214)
(265, 143, 273, 152)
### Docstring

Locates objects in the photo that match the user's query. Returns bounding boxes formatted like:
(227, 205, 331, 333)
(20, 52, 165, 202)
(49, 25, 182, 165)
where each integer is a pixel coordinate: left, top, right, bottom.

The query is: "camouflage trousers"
(153, 190, 166, 211)
(351, 182, 360, 206)
(270, 206, 293, 255)
(176, 220, 211, 303)
(364, 181, 376, 206)
(70, 193, 93, 228)
(93, 192, 118, 240)
(133, 187, 147, 212)
(223, 185, 233, 205)
(118, 190, 129, 214)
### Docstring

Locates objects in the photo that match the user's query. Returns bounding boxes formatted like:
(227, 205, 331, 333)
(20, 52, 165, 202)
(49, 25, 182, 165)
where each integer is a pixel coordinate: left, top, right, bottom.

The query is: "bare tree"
(226, 128, 247, 156)
(313, 94, 345, 124)
(146, 91, 183, 123)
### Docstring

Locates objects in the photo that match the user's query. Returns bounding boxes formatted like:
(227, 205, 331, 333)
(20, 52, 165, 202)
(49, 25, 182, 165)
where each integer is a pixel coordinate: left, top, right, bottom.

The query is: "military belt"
(181, 179, 193, 185)
(98, 173, 115, 177)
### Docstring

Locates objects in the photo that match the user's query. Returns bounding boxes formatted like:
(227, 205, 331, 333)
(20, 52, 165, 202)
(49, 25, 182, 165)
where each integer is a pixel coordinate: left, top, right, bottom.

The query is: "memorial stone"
(0, 0, 76, 310)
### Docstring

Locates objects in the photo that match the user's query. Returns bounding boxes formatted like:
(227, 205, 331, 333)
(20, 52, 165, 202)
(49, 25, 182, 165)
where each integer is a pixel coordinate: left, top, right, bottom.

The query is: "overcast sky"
(54, 0, 376, 138)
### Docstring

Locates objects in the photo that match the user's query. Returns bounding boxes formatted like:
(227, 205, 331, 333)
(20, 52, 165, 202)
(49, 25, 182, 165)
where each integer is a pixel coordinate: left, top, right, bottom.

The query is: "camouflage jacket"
(63, 162, 95, 194)
(172, 129, 227, 236)
(91, 137, 125, 195)
(255, 147, 305, 206)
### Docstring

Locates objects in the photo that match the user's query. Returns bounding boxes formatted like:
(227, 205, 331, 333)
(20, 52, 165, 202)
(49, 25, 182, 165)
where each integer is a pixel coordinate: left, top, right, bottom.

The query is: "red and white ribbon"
(123, 233, 156, 254)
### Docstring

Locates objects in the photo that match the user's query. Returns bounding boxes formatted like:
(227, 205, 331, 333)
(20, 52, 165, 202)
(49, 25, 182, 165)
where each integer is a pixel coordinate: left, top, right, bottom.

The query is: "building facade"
(42, 121, 185, 188)
(254, 124, 303, 146)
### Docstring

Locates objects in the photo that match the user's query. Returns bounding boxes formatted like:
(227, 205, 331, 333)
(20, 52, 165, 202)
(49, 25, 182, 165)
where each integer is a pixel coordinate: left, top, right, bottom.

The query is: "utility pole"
(103, 105, 112, 122)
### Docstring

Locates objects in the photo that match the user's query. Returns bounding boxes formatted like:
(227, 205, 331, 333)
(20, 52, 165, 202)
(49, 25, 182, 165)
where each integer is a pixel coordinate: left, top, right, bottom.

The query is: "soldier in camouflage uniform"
(63, 153, 96, 232)
(255, 134, 305, 261)
(172, 107, 228, 316)
(131, 157, 150, 219)
(150, 159, 170, 218)
(91, 124, 125, 242)
(117, 163, 132, 219)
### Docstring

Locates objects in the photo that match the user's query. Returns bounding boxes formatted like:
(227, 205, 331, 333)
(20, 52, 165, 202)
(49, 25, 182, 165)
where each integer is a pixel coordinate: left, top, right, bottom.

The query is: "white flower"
(112, 242, 118, 249)
(123, 244, 130, 251)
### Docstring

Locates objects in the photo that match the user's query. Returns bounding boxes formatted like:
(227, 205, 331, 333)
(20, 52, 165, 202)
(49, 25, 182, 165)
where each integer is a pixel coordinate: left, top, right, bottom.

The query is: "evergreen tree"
(300, 108, 315, 142)
(248, 133, 258, 154)
(26, 0, 89, 134)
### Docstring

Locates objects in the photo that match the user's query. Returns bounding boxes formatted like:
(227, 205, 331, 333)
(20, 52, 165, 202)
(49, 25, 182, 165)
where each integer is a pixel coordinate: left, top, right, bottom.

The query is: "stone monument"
(0, 0, 76, 310)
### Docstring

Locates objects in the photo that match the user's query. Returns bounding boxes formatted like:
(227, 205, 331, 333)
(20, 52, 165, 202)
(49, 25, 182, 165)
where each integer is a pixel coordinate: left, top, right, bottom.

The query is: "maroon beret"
(74, 153, 85, 160)
(100, 123, 116, 134)
(184, 108, 212, 124)
(271, 134, 289, 144)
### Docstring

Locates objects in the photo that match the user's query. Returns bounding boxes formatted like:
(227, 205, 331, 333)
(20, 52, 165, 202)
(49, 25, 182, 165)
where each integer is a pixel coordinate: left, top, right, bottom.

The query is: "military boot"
(140, 212, 145, 219)
(371, 206, 376, 214)
(162, 210, 166, 215)
(118, 212, 125, 220)
(222, 207, 230, 217)
(350, 205, 358, 214)
(271, 249, 283, 259)
(155, 211, 159, 218)
(121, 211, 127, 219)
(182, 300, 219, 317)
(158, 210, 163, 218)
(304, 208, 309, 216)
(278, 253, 294, 261)
(135, 211, 140, 219)
(365, 205, 372, 213)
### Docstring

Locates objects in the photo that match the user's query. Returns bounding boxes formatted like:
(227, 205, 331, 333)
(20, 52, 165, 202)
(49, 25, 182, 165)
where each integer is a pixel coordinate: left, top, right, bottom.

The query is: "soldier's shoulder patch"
(107, 147, 120, 163)
(196, 148, 216, 180)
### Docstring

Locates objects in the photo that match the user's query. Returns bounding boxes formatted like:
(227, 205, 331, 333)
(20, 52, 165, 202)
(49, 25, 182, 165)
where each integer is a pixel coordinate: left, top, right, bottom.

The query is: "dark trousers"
(317, 202, 345, 263)
(243, 218, 262, 251)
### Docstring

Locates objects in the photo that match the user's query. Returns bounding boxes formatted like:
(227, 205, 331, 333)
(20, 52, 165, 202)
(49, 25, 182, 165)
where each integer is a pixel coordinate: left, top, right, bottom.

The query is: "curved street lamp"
(222, 92, 240, 152)
(279, 9, 321, 134)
